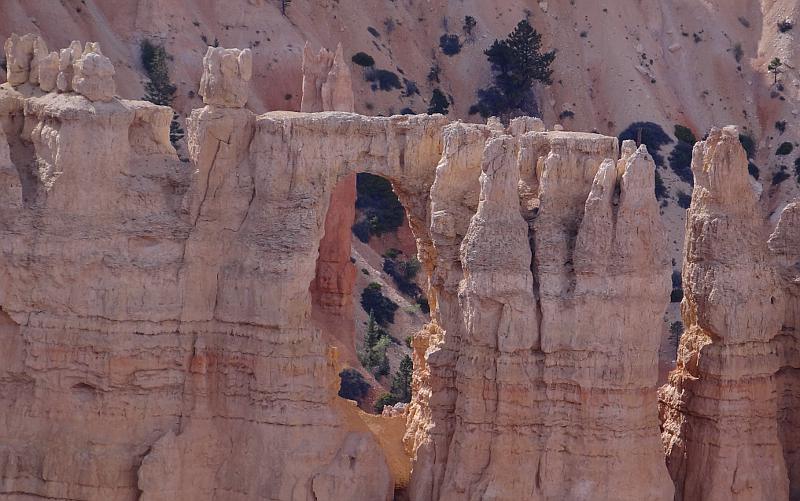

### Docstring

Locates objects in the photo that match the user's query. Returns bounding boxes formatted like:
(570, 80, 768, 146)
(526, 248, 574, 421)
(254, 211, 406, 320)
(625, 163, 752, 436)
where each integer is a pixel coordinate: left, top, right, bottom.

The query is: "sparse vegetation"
(463, 15, 477, 42)
(383, 254, 422, 297)
(439, 34, 462, 56)
(776, 121, 787, 134)
(676, 191, 691, 209)
(671, 270, 683, 303)
(794, 157, 800, 182)
(668, 124, 696, 184)
(403, 79, 420, 97)
(732, 43, 743, 63)
(390, 355, 413, 403)
(655, 170, 669, 201)
(365, 68, 402, 91)
(776, 142, 794, 156)
(618, 122, 673, 167)
(351, 52, 375, 67)
(374, 392, 398, 412)
(469, 19, 555, 120)
(361, 283, 399, 326)
(359, 311, 391, 377)
(768, 57, 783, 84)
(368, 27, 380, 38)
(428, 88, 450, 115)
(778, 19, 794, 33)
(338, 368, 371, 402)
(352, 173, 405, 243)
(772, 167, 790, 186)
(669, 321, 684, 358)
(427, 64, 441, 83)
(140, 40, 184, 147)
(738, 16, 751, 28)
(559, 110, 575, 120)
(748, 162, 760, 180)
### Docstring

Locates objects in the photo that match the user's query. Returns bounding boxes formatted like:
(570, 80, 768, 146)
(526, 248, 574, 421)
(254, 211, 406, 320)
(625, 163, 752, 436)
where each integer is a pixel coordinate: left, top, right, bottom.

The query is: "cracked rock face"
(659, 126, 800, 501)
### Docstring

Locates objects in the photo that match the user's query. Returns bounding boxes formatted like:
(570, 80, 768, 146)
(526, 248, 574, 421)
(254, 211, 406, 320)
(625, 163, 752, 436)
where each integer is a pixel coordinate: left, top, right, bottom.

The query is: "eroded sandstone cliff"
(659, 126, 800, 501)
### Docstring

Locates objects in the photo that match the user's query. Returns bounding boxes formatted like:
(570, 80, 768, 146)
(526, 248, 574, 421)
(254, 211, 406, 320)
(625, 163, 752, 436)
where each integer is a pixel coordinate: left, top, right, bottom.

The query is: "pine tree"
(427, 88, 450, 115)
(768, 57, 783, 84)
(140, 40, 184, 147)
(390, 355, 413, 403)
(470, 19, 555, 120)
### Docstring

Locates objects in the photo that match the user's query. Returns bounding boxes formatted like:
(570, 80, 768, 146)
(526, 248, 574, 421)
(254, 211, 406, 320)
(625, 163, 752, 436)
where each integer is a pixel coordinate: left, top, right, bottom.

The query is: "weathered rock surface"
(659, 126, 800, 500)
(300, 42, 355, 113)
(407, 124, 673, 500)
(71, 42, 116, 102)
(198, 46, 252, 108)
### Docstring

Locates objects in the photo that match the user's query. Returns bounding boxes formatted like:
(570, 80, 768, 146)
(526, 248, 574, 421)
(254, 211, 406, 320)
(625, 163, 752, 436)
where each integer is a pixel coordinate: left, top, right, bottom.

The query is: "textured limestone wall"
(406, 119, 674, 500)
(659, 126, 800, 501)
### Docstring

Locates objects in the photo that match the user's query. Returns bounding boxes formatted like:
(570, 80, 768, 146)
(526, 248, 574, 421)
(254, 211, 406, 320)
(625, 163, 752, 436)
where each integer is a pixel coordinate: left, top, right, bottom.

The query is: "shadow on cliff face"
(311, 172, 428, 415)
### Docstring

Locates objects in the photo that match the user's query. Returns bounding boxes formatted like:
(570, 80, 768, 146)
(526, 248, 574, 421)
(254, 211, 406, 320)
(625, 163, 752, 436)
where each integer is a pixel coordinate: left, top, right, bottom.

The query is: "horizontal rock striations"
(659, 126, 800, 501)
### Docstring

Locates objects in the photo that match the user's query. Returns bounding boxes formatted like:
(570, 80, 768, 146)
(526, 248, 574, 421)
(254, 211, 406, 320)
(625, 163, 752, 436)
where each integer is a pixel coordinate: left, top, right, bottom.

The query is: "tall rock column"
(659, 126, 789, 501)
(407, 128, 673, 500)
(303, 42, 359, 362)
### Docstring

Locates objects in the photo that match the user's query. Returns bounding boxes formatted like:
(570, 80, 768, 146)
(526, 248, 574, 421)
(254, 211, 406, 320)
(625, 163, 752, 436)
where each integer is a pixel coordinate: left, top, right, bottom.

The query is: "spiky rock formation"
(406, 123, 673, 500)
(3, 34, 115, 102)
(300, 42, 355, 113)
(659, 126, 800, 500)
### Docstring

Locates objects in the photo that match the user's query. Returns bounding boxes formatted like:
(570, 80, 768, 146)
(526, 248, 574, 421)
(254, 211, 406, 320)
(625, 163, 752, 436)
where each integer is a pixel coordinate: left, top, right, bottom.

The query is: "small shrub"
(670, 269, 683, 301)
(367, 26, 380, 38)
(365, 68, 402, 91)
(676, 191, 691, 209)
(668, 141, 694, 184)
(355, 173, 405, 238)
(384, 18, 396, 34)
(559, 110, 575, 120)
(463, 15, 477, 39)
(338, 369, 371, 401)
(352, 52, 375, 67)
(390, 355, 413, 403)
(674, 124, 697, 145)
(739, 133, 756, 159)
(416, 296, 430, 314)
(794, 157, 800, 181)
(655, 169, 669, 201)
(778, 19, 794, 33)
(772, 168, 790, 186)
(361, 283, 399, 326)
(352, 220, 371, 243)
(383, 256, 422, 297)
(738, 16, 751, 28)
(403, 79, 420, 97)
(439, 34, 462, 56)
(374, 392, 399, 412)
(732, 43, 743, 63)
(400, 107, 415, 115)
(776, 121, 787, 134)
(618, 122, 673, 166)
(427, 64, 441, 83)
(748, 162, 760, 180)
(362, 268, 370, 275)
(669, 321, 684, 357)
(776, 142, 794, 156)
(428, 88, 450, 115)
